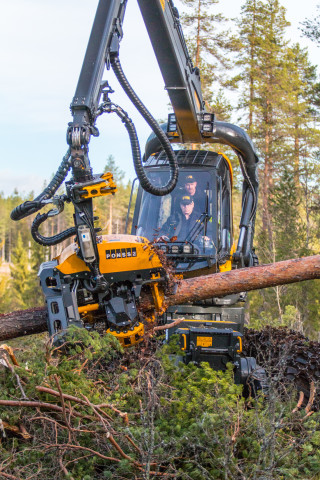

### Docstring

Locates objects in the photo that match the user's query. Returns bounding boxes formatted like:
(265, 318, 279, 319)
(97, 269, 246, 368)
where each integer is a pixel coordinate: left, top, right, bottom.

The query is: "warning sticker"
(196, 336, 213, 347)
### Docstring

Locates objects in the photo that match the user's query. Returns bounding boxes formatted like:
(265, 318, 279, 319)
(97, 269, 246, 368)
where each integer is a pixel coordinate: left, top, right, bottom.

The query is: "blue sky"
(0, 0, 318, 197)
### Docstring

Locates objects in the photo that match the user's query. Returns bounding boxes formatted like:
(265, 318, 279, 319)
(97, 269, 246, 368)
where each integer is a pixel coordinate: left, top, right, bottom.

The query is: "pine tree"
(282, 44, 320, 188)
(94, 155, 132, 235)
(301, 6, 320, 45)
(10, 232, 32, 309)
(236, 0, 260, 132)
(237, 0, 290, 236)
(236, 1, 320, 331)
(270, 169, 303, 261)
(180, 0, 238, 112)
(26, 240, 48, 307)
(103, 154, 125, 183)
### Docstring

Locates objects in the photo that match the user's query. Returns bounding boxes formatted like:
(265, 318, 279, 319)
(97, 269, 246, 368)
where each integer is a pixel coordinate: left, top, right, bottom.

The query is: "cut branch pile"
(0, 338, 176, 479)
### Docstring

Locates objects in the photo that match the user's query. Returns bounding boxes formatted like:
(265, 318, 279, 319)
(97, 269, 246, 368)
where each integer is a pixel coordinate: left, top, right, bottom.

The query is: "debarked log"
(1, 254, 320, 341)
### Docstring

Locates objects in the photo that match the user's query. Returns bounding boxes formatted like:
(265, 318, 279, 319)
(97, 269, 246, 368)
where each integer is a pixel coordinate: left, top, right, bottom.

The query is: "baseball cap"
(179, 195, 194, 205)
(183, 174, 196, 183)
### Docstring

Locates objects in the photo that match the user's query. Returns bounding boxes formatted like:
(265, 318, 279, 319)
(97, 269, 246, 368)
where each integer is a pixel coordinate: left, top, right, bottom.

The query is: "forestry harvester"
(10, 0, 262, 388)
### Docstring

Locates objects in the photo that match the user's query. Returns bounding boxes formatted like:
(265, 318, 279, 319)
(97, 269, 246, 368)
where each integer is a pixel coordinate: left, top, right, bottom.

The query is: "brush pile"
(1, 327, 320, 479)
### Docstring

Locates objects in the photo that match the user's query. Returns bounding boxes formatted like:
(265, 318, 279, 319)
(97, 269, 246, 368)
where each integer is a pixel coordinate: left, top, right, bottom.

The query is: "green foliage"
(301, 6, 320, 45)
(2, 333, 320, 479)
(270, 168, 303, 262)
(103, 154, 125, 183)
(236, 1, 320, 334)
(96, 155, 134, 235)
(9, 232, 32, 309)
(180, 0, 238, 107)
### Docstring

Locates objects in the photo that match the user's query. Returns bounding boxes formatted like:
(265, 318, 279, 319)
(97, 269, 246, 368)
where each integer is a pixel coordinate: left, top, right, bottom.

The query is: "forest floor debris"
(0, 327, 320, 479)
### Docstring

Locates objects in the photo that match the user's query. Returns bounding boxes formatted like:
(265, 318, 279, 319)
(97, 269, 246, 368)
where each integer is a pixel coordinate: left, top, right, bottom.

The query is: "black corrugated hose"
(31, 211, 76, 246)
(10, 148, 72, 221)
(107, 102, 171, 196)
(111, 55, 178, 196)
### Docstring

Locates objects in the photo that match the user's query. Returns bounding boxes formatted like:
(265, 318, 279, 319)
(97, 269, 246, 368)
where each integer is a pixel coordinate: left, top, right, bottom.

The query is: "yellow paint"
(107, 322, 144, 347)
(150, 272, 165, 312)
(219, 243, 236, 273)
(193, 89, 201, 110)
(79, 172, 117, 200)
(181, 333, 187, 351)
(56, 243, 90, 274)
(167, 131, 179, 138)
(218, 152, 233, 186)
(237, 336, 242, 353)
(56, 235, 162, 275)
(174, 274, 184, 280)
(78, 303, 99, 314)
(196, 336, 213, 347)
(160, 0, 166, 11)
(145, 314, 156, 324)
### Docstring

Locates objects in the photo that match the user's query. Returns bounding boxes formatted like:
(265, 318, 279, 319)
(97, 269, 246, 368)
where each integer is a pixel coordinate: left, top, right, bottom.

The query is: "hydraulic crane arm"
(68, 0, 207, 151)
(70, 0, 127, 127)
(137, 0, 206, 143)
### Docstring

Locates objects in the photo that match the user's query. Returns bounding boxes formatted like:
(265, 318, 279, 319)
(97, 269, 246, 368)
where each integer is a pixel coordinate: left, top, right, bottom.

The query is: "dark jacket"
(161, 210, 202, 240)
(188, 191, 207, 214)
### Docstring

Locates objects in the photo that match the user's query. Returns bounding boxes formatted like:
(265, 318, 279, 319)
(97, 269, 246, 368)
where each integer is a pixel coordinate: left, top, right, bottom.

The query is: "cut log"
(139, 254, 320, 311)
(0, 307, 47, 341)
(1, 254, 320, 342)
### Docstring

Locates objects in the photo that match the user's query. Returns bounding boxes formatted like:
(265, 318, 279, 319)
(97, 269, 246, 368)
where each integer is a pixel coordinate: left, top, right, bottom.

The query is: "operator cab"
(129, 150, 234, 277)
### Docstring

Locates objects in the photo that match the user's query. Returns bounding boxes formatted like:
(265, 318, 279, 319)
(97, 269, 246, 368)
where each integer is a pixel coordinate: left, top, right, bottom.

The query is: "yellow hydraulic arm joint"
(80, 172, 117, 200)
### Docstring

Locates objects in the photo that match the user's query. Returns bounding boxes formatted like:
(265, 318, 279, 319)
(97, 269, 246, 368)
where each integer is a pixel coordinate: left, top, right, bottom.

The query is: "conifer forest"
(2, 1, 320, 479)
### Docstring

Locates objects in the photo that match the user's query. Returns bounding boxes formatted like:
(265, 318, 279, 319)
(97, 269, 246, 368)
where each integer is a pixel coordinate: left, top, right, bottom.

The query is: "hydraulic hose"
(31, 211, 76, 246)
(111, 56, 178, 196)
(104, 102, 172, 196)
(84, 265, 109, 293)
(11, 149, 72, 221)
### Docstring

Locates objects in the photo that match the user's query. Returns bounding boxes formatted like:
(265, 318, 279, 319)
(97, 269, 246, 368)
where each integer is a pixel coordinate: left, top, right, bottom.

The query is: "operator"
(183, 174, 206, 212)
(160, 194, 201, 240)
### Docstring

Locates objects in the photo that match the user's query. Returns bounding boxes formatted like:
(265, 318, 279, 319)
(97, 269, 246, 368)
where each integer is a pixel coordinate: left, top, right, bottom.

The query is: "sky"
(0, 0, 319, 197)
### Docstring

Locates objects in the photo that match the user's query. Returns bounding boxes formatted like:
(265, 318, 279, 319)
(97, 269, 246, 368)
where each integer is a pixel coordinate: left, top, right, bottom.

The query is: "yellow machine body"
(56, 234, 163, 276)
(53, 234, 165, 347)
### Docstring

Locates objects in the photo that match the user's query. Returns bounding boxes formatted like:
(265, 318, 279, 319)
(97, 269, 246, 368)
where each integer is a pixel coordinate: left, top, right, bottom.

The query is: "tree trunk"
(0, 307, 47, 340)
(139, 254, 320, 311)
(294, 127, 300, 187)
(2, 255, 320, 342)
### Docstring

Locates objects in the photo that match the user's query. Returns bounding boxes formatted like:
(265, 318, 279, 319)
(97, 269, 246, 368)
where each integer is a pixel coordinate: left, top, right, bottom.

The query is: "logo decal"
(106, 247, 137, 259)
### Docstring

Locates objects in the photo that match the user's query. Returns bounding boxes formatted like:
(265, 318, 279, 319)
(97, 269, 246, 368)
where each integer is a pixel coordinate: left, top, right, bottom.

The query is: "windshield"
(134, 169, 216, 255)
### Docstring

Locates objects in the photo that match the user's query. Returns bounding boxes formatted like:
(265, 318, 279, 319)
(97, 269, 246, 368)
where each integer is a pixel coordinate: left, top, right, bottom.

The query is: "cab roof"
(145, 149, 222, 168)
(144, 149, 233, 185)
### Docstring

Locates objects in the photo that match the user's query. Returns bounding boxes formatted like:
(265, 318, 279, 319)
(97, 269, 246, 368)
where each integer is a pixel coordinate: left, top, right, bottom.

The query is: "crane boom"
(68, 0, 207, 148)
(137, 0, 206, 142)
